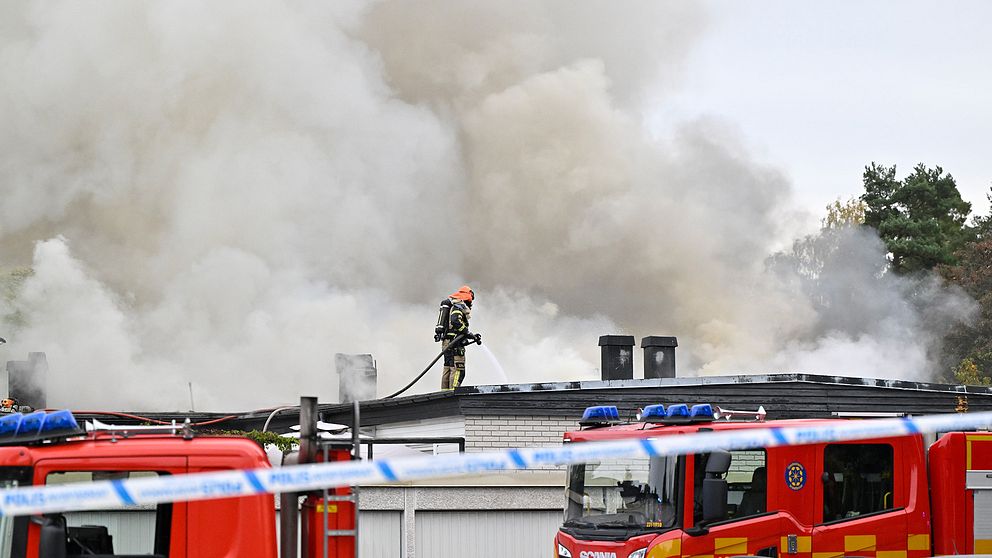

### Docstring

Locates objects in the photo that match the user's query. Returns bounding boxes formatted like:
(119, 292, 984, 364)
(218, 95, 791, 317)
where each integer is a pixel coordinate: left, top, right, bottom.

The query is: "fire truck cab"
(555, 403, 992, 558)
(0, 406, 356, 558)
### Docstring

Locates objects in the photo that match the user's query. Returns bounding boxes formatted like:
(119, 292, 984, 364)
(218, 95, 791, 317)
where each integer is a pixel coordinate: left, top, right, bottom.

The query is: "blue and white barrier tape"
(2, 411, 992, 516)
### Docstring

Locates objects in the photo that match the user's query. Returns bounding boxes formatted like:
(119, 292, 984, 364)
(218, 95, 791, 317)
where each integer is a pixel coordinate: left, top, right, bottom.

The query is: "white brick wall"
(464, 415, 579, 453)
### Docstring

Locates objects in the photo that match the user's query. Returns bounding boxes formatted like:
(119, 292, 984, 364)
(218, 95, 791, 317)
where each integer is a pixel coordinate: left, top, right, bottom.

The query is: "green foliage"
(776, 197, 879, 284)
(971, 187, 992, 241)
(206, 429, 298, 453)
(953, 358, 991, 387)
(861, 163, 974, 273)
(939, 235, 992, 382)
(822, 197, 866, 229)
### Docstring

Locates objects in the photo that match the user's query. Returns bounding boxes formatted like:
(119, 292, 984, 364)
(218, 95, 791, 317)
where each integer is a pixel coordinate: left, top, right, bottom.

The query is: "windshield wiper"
(593, 520, 642, 528)
(563, 518, 600, 528)
(565, 519, 642, 530)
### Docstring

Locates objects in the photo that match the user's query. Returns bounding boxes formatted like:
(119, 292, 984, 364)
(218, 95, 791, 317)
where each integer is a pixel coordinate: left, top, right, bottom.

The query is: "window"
(45, 471, 172, 557)
(693, 449, 768, 523)
(822, 443, 895, 522)
(727, 450, 767, 519)
(565, 455, 681, 531)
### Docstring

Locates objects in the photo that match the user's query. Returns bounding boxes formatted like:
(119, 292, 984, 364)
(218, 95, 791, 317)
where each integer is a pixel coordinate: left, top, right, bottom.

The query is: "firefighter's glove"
(473, 333, 483, 345)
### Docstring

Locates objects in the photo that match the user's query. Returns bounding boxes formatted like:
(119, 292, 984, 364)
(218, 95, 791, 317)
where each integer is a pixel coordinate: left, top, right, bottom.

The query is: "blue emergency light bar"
(0, 413, 21, 436)
(0, 410, 83, 445)
(666, 404, 689, 418)
(640, 404, 667, 422)
(690, 404, 715, 419)
(41, 410, 79, 433)
(638, 403, 717, 425)
(579, 405, 621, 427)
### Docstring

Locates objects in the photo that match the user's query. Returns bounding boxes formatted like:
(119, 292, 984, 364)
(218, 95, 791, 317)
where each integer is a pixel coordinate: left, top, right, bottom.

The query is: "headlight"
(628, 549, 647, 558)
(557, 542, 572, 557)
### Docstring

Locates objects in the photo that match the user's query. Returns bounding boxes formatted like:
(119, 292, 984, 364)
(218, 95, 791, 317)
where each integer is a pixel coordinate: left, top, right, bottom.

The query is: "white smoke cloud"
(0, 1, 974, 410)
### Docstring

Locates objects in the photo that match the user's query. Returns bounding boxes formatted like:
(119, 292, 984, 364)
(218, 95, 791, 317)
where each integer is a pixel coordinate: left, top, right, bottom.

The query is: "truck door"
(30, 456, 188, 558)
(186, 455, 277, 558)
(681, 449, 809, 558)
(811, 441, 907, 558)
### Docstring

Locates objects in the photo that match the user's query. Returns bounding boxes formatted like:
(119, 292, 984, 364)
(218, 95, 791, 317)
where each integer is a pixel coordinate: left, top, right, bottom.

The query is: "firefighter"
(440, 285, 481, 390)
(0, 397, 17, 414)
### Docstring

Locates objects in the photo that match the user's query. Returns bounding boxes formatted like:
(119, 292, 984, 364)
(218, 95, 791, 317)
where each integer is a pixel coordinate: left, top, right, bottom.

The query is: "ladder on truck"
(318, 442, 360, 558)
(279, 398, 361, 558)
(284, 398, 466, 558)
(313, 399, 361, 558)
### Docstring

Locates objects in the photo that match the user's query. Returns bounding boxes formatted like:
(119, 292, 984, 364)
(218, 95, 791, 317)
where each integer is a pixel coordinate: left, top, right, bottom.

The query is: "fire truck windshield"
(564, 455, 680, 531)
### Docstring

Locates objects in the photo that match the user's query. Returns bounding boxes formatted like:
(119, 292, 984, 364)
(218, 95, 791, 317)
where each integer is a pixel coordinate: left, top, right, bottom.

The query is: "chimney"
(4, 352, 48, 409)
(641, 336, 678, 378)
(335, 353, 377, 403)
(598, 335, 634, 381)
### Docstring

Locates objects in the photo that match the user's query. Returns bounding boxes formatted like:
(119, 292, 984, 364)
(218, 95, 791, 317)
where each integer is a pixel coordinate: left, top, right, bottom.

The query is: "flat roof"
(70, 373, 992, 433)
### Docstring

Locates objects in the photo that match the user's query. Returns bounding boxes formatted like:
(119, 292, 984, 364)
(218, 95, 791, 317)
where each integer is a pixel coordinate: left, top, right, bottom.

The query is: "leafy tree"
(940, 228, 992, 384)
(768, 198, 889, 333)
(862, 163, 973, 273)
(822, 197, 866, 229)
(971, 187, 992, 240)
(953, 358, 991, 387)
(781, 197, 874, 284)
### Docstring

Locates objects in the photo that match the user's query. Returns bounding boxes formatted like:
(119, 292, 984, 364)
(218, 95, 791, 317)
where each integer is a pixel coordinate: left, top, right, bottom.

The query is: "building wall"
(415, 510, 562, 558)
(368, 413, 582, 454)
(359, 511, 403, 557)
(464, 414, 579, 452)
(360, 485, 563, 558)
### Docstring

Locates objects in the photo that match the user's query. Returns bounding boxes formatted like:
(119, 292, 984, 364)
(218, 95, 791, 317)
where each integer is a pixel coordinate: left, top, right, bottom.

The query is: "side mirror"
(705, 451, 732, 475)
(702, 478, 728, 522)
(37, 516, 67, 558)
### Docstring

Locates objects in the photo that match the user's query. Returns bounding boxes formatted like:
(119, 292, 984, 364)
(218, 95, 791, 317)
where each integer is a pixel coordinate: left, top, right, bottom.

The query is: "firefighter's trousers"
(441, 339, 465, 390)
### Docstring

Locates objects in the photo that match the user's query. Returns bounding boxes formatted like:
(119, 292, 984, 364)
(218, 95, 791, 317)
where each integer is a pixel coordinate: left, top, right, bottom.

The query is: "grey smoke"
(0, 1, 973, 411)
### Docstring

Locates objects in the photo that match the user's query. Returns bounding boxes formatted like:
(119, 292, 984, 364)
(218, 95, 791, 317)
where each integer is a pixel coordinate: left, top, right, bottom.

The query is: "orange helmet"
(1, 398, 14, 408)
(450, 285, 474, 302)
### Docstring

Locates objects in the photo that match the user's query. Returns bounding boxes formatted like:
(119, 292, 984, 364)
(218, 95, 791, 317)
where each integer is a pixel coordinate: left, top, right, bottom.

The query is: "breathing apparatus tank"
(434, 299, 453, 342)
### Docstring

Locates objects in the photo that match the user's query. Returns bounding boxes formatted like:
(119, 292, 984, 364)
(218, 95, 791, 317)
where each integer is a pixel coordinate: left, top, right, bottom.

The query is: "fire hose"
(385, 332, 481, 399)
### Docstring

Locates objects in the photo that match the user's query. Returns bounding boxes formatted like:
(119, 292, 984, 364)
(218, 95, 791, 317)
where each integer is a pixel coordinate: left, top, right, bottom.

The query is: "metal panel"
(416, 510, 562, 558)
(359, 511, 402, 558)
(967, 470, 992, 489)
(65, 510, 156, 554)
(374, 417, 466, 438)
(373, 417, 466, 456)
(975, 490, 992, 541)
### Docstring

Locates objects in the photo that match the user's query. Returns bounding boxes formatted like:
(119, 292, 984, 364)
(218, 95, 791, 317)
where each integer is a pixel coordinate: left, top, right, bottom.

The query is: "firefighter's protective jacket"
(446, 300, 471, 339)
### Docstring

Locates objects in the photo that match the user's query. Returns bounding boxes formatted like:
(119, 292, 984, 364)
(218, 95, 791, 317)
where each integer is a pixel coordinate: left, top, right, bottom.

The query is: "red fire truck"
(0, 399, 357, 558)
(555, 403, 992, 558)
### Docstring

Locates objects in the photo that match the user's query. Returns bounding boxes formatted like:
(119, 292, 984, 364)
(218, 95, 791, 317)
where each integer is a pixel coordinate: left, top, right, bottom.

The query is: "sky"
(653, 0, 992, 226)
